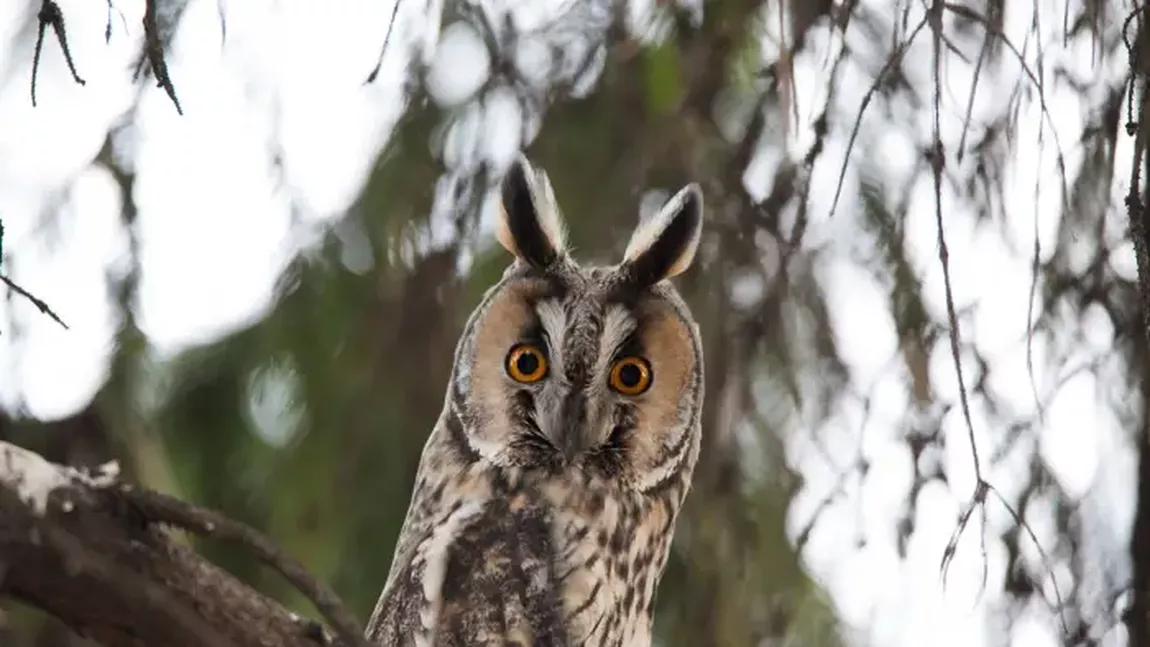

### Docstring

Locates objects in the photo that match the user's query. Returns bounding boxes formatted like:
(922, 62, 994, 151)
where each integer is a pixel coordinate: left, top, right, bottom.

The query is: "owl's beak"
(556, 390, 590, 463)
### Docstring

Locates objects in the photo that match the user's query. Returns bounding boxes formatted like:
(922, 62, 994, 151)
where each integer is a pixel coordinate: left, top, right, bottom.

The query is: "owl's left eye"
(506, 344, 548, 383)
(609, 357, 652, 396)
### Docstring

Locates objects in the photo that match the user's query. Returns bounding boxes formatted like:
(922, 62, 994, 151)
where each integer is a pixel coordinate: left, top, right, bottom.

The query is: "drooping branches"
(31, 1, 182, 114)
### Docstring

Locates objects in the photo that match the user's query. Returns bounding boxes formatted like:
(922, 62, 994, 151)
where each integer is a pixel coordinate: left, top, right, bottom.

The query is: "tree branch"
(0, 441, 367, 647)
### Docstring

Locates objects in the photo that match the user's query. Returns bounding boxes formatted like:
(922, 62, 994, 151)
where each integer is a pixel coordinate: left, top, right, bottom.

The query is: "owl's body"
(366, 157, 705, 647)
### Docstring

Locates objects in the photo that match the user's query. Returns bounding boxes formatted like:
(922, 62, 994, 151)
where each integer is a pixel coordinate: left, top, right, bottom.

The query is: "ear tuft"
(622, 184, 703, 285)
(496, 156, 567, 269)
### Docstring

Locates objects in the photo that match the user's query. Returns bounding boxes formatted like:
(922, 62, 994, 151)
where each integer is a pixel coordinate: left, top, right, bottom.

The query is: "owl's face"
(449, 158, 704, 493)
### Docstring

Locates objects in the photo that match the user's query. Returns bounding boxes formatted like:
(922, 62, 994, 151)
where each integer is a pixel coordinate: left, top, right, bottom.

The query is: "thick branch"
(0, 441, 348, 647)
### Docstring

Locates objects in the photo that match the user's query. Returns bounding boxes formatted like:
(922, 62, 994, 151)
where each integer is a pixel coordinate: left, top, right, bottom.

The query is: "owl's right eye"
(506, 344, 548, 383)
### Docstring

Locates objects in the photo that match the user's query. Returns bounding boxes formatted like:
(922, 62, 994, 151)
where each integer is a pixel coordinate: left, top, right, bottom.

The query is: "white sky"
(0, 0, 1140, 646)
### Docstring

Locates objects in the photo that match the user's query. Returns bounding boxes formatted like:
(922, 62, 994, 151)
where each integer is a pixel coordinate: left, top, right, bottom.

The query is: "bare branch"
(122, 487, 372, 647)
(0, 441, 364, 647)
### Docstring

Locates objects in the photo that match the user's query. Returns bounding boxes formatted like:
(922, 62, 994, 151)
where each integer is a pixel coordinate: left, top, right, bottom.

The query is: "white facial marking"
(597, 306, 636, 375)
(534, 298, 567, 372)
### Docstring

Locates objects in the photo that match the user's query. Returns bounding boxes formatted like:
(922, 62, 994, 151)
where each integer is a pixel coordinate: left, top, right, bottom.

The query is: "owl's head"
(448, 156, 704, 493)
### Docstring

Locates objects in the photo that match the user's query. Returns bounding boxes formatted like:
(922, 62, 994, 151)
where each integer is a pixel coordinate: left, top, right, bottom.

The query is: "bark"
(1125, 23, 1150, 645)
(0, 441, 357, 647)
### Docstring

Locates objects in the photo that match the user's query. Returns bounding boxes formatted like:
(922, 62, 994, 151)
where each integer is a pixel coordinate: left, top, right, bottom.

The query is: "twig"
(941, 3, 1069, 212)
(0, 274, 69, 330)
(143, 0, 183, 115)
(987, 485, 1069, 626)
(121, 486, 373, 647)
(927, 0, 980, 487)
(827, 15, 927, 220)
(31, 0, 86, 108)
(954, 29, 989, 161)
(365, 0, 404, 84)
(105, 0, 128, 43)
(927, 0, 990, 605)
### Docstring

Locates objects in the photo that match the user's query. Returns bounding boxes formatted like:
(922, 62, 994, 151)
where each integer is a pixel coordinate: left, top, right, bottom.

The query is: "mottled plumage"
(366, 156, 705, 647)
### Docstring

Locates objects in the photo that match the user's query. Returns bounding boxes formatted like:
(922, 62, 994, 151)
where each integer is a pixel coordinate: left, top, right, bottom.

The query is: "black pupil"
(618, 363, 642, 388)
(516, 351, 539, 376)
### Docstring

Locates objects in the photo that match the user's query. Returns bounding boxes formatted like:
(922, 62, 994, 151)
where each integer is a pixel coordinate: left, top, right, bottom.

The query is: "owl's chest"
(541, 484, 677, 647)
(373, 465, 681, 647)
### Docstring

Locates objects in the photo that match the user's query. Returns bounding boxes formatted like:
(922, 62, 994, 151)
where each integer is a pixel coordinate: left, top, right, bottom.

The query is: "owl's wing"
(375, 479, 436, 606)
(365, 481, 570, 647)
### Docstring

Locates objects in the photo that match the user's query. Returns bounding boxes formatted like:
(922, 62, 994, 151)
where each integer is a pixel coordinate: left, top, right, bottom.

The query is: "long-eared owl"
(366, 156, 705, 647)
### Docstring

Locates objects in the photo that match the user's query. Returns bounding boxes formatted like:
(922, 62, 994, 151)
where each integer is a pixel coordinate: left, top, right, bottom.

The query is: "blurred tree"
(1, 0, 1148, 646)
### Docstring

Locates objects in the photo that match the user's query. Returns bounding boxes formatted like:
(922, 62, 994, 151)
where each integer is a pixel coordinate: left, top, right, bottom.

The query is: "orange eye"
(609, 357, 652, 396)
(506, 344, 548, 383)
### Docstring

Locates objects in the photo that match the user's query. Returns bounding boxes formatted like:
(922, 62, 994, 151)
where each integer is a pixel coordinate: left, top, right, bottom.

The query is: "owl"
(365, 156, 705, 647)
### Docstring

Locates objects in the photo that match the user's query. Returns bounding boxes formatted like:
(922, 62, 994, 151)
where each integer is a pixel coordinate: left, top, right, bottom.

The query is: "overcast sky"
(0, 0, 1137, 645)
